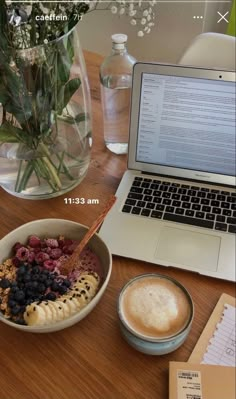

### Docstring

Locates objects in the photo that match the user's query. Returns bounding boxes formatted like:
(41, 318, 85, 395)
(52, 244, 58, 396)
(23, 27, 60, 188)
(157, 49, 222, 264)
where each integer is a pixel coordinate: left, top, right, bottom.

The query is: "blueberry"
(62, 279, 71, 288)
(51, 282, 59, 291)
(10, 285, 19, 293)
(23, 274, 31, 283)
(0, 278, 11, 289)
(37, 283, 46, 293)
(44, 279, 52, 287)
(31, 281, 38, 289)
(45, 292, 57, 301)
(32, 274, 39, 281)
(58, 286, 67, 295)
(8, 299, 17, 308)
(14, 290, 25, 302)
(17, 266, 27, 275)
(26, 290, 34, 298)
(32, 266, 40, 274)
(42, 270, 50, 275)
(11, 306, 21, 315)
(38, 274, 47, 283)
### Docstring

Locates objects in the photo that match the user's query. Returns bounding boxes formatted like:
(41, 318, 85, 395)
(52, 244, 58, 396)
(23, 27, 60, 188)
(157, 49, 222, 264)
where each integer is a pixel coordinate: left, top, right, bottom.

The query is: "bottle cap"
(111, 34, 128, 49)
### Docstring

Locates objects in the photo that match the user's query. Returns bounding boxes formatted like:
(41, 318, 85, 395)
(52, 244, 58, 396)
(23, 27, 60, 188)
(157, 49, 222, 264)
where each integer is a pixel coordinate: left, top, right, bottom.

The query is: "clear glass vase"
(0, 26, 92, 199)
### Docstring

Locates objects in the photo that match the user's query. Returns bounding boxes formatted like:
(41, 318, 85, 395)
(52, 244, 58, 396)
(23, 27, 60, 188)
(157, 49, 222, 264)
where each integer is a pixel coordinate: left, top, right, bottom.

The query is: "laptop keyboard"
(122, 177, 236, 234)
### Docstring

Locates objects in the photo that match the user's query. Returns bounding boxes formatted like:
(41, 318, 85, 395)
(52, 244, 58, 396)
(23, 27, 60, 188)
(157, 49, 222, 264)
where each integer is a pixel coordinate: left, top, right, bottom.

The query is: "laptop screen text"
(136, 73, 236, 177)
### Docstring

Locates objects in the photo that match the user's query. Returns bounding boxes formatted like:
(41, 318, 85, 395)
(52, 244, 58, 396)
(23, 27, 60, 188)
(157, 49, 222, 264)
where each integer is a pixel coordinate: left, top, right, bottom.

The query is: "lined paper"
(202, 304, 236, 367)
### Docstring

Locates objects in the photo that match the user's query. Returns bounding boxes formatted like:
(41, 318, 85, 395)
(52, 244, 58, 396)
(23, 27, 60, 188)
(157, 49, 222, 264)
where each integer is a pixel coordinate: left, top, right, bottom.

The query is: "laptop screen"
(136, 73, 236, 177)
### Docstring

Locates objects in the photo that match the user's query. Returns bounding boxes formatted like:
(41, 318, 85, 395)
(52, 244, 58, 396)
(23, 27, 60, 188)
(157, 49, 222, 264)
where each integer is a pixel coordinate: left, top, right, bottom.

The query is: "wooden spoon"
(60, 195, 117, 275)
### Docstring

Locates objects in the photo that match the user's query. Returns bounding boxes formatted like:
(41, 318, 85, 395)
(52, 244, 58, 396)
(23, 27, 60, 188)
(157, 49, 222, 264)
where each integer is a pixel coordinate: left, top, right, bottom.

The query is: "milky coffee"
(120, 276, 191, 339)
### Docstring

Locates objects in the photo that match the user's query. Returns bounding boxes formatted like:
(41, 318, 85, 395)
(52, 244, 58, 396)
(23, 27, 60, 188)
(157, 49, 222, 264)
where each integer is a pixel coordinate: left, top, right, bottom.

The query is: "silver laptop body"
(99, 63, 236, 282)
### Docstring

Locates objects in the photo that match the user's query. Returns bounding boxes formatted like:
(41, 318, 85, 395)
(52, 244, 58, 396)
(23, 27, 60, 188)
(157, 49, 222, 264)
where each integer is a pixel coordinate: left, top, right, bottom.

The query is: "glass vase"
(0, 26, 92, 199)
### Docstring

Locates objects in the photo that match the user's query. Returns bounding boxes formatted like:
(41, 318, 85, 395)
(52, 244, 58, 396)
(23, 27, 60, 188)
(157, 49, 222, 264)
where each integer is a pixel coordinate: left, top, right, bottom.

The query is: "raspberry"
(12, 257, 21, 267)
(27, 252, 35, 264)
(35, 252, 50, 264)
(44, 238, 59, 248)
(28, 235, 41, 248)
(62, 245, 75, 255)
(50, 248, 62, 259)
(16, 247, 30, 261)
(43, 260, 57, 271)
(13, 242, 24, 253)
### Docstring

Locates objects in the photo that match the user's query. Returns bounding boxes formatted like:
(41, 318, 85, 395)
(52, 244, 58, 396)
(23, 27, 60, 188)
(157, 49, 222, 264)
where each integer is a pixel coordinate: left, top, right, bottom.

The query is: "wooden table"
(0, 51, 235, 399)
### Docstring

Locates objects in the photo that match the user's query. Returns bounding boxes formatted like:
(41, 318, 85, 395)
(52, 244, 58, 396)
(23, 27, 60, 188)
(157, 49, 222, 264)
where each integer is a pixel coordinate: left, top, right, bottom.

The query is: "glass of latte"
(117, 274, 194, 355)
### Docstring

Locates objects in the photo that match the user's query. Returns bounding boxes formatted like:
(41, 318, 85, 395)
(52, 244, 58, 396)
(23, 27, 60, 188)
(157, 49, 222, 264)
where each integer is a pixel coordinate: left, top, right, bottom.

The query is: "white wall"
(78, 0, 232, 63)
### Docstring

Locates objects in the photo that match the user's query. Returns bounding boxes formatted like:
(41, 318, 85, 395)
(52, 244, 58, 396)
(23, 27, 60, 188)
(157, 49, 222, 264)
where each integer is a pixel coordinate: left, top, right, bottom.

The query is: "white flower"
(111, 6, 118, 14)
(130, 19, 137, 26)
(129, 10, 137, 17)
(143, 10, 149, 17)
(141, 18, 146, 25)
(44, 39, 48, 44)
(147, 15, 151, 21)
(137, 31, 144, 37)
(119, 8, 125, 15)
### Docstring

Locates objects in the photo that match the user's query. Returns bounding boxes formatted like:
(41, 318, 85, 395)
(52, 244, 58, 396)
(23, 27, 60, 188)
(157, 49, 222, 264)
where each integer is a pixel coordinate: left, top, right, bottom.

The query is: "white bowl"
(0, 219, 112, 333)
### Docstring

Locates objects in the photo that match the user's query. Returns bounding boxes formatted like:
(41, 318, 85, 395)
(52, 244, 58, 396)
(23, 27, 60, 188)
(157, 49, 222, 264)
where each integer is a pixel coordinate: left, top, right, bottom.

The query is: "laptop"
(99, 62, 236, 282)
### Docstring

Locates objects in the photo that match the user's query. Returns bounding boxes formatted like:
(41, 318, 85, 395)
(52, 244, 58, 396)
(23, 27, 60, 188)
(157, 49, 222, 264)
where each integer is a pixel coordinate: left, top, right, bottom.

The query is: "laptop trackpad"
(155, 226, 220, 272)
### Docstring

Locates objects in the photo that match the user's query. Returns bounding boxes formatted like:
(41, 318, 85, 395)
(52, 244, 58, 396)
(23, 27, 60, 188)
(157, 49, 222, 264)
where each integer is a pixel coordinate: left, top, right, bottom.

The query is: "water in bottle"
(100, 34, 136, 154)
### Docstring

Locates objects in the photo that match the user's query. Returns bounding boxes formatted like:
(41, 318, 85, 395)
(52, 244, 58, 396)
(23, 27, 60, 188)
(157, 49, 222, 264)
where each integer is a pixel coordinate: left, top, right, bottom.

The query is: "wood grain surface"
(0, 50, 235, 399)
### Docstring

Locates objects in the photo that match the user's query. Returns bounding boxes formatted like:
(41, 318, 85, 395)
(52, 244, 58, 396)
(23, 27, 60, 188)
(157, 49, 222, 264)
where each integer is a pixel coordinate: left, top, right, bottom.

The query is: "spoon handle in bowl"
(61, 195, 117, 274)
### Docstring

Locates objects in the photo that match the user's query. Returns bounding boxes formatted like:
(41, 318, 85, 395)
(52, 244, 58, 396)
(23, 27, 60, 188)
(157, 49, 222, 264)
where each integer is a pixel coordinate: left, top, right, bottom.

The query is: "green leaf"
(57, 78, 81, 113)
(0, 123, 22, 143)
(57, 112, 88, 124)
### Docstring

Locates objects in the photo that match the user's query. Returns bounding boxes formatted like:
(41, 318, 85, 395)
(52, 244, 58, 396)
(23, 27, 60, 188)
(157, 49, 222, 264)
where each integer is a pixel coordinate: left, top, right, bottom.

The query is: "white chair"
(179, 32, 236, 70)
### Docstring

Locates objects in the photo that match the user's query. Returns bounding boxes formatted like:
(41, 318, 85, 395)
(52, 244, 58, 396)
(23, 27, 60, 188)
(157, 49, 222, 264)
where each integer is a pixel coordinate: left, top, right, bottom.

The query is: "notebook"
(189, 293, 236, 365)
(99, 63, 236, 281)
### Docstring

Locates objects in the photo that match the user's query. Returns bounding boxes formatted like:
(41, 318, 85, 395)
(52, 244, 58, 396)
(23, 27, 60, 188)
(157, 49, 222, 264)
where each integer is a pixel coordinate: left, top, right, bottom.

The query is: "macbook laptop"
(99, 63, 236, 282)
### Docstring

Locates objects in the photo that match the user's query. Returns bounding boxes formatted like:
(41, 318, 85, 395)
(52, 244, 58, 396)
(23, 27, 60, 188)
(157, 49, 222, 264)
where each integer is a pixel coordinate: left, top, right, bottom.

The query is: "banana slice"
(53, 301, 67, 321)
(39, 301, 53, 323)
(24, 304, 47, 326)
(62, 296, 80, 314)
(43, 301, 57, 322)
